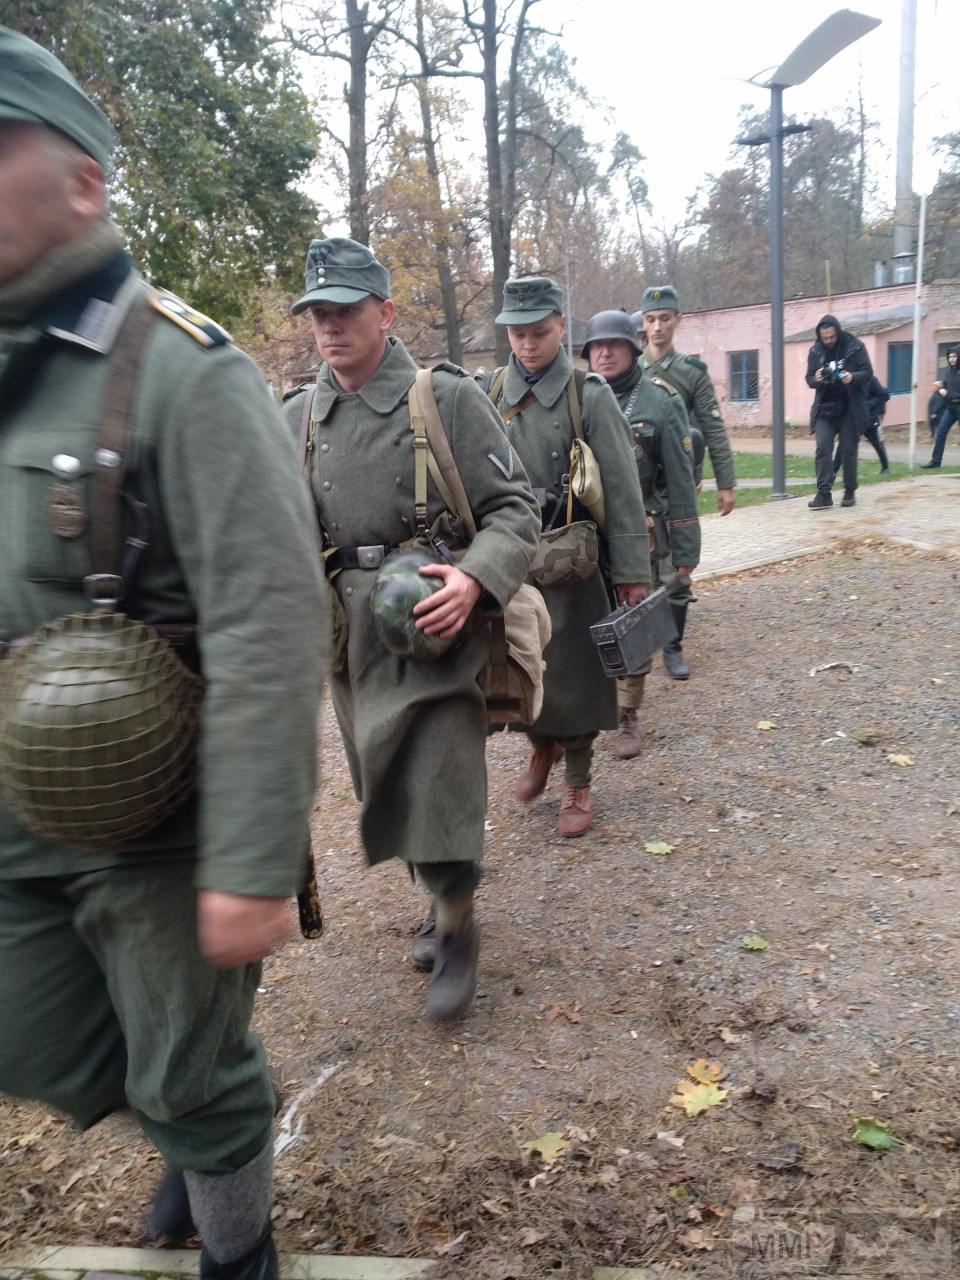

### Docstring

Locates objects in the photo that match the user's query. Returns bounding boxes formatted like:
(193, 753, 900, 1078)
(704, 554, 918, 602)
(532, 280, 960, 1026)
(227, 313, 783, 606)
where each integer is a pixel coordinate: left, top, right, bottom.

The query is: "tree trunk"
(414, 0, 462, 362)
(346, 0, 370, 244)
(479, 0, 510, 363)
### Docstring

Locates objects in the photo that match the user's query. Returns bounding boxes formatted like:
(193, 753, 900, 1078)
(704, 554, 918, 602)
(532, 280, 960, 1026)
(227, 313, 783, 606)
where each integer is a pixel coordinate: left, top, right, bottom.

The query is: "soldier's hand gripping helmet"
(0, 613, 202, 847)
(369, 545, 463, 661)
(581, 310, 643, 360)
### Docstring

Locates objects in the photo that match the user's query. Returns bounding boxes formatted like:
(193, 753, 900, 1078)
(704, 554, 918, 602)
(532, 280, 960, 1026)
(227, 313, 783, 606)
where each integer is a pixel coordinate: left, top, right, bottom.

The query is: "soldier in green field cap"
(0, 26, 327, 1275)
(481, 277, 652, 836)
(582, 309, 701, 759)
(638, 285, 736, 680)
(284, 236, 539, 1023)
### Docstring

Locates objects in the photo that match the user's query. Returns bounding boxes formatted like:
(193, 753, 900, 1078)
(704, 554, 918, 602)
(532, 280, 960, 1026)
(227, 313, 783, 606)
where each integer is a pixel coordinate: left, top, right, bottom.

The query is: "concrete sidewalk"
(697, 472, 960, 579)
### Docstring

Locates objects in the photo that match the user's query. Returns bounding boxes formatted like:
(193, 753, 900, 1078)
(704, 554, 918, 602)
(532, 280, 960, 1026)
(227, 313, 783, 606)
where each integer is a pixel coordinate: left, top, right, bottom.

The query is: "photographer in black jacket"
(805, 314, 873, 509)
(921, 344, 960, 468)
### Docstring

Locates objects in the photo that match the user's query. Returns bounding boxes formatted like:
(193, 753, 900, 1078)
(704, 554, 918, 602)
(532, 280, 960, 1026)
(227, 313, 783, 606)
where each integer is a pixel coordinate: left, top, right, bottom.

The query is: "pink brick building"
(676, 280, 960, 428)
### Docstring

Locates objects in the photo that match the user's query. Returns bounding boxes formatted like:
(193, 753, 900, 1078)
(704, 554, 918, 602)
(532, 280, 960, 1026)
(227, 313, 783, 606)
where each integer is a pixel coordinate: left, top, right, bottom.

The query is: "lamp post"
(737, 10, 881, 500)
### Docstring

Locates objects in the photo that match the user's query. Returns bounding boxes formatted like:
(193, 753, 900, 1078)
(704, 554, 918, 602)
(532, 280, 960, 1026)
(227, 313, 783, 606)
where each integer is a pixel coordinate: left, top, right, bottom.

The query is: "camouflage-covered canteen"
(0, 612, 201, 847)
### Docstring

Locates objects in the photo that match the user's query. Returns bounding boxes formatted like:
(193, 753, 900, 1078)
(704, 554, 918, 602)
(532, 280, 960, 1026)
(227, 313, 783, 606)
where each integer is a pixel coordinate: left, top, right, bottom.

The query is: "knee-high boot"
(185, 1142, 278, 1280)
(663, 603, 690, 680)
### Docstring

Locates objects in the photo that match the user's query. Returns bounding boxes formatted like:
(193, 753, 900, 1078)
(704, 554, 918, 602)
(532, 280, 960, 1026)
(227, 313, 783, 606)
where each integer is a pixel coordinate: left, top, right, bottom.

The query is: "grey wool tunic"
(285, 338, 540, 867)
(488, 350, 651, 738)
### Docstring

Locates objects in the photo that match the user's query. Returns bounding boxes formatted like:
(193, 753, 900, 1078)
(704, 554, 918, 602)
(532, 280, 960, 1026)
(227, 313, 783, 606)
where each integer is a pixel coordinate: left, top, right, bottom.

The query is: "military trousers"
(529, 731, 596, 787)
(412, 860, 482, 899)
(0, 861, 275, 1174)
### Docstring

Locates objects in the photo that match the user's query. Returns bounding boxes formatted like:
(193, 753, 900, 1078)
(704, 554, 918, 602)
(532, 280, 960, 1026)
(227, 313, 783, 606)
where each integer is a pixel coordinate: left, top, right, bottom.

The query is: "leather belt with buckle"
(325, 544, 393, 574)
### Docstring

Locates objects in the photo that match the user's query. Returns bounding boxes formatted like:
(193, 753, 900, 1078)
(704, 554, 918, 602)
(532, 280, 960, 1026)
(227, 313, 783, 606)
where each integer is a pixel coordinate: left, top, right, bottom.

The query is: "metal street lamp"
(737, 9, 881, 500)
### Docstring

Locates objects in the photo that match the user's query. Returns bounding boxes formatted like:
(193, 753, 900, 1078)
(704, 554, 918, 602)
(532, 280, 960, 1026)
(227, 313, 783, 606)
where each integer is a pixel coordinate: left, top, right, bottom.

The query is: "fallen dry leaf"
(886, 753, 914, 767)
(644, 840, 674, 856)
(655, 1129, 686, 1149)
(519, 1132, 568, 1165)
(719, 1026, 743, 1046)
(670, 1079, 730, 1117)
(595, 1165, 620, 1186)
(543, 1001, 581, 1024)
(756, 720, 777, 730)
(519, 1228, 549, 1247)
(688, 1058, 726, 1084)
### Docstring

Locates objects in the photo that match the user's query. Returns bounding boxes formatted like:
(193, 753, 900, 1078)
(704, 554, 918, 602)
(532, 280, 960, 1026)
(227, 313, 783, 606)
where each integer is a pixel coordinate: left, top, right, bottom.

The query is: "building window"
(887, 342, 912, 395)
(728, 350, 759, 402)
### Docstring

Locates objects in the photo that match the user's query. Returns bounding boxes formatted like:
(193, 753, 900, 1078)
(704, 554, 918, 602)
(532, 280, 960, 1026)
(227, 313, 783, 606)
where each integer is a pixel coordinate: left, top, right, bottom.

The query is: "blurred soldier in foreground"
(484, 278, 651, 836)
(0, 27, 326, 1277)
(284, 238, 539, 1021)
(637, 286, 736, 679)
(583, 311, 700, 758)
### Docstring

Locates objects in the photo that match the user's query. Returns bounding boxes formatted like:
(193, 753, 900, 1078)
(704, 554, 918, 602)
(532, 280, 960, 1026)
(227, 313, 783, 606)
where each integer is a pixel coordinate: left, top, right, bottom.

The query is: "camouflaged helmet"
(369, 546, 461, 661)
(0, 612, 202, 847)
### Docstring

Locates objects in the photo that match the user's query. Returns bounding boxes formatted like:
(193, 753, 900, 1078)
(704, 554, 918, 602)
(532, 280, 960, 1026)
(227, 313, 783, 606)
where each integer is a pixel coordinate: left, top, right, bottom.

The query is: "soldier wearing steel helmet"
(582, 310, 701, 759)
(637, 285, 736, 680)
(283, 237, 539, 1023)
(0, 26, 326, 1275)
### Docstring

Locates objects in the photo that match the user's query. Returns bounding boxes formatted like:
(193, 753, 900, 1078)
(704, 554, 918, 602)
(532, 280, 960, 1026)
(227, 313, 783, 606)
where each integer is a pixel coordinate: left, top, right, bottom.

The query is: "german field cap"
(291, 237, 391, 314)
(641, 285, 680, 314)
(0, 27, 114, 171)
(495, 276, 563, 326)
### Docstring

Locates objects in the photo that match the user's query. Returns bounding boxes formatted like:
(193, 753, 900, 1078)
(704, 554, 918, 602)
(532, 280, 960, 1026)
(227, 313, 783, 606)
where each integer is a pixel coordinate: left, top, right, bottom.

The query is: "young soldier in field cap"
(285, 237, 539, 1021)
(0, 26, 327, 1276)
(582, 310, 701, 759)
(484, 277, 652, 836)
(638, 285, 737, 679)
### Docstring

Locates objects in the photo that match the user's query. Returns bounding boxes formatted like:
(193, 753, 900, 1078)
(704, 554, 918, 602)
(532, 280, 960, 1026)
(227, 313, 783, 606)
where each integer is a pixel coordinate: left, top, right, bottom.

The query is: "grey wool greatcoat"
(489, 350, 651, 739)
(285, 337, 539, 868)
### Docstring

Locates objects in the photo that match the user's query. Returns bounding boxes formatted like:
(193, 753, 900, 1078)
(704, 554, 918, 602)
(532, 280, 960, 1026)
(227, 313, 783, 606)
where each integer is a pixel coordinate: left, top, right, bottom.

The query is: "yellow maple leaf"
(670, 1079, 729, 1117)
(756, 720, 777, 730)
(519, 1131, 568, 1165)
(687, 1058, 726, 1084)
(886, 753, 914, 766)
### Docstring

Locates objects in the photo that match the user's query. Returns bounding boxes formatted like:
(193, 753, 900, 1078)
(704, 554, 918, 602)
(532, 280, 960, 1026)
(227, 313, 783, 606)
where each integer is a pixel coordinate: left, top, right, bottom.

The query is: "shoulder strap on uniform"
(88, 292, 160, 607)
(648, 374, 677, 397)
(297, 385, 318, 475)
(408, 371, 478, 541)
(485, 366, 507, 403)
(566, 367, 586, 441)
(644, 355, 686, 399)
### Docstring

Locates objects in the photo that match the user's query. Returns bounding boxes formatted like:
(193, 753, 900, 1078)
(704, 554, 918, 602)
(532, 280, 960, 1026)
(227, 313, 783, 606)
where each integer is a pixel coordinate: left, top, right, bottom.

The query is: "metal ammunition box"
(589, 588, 678, 677)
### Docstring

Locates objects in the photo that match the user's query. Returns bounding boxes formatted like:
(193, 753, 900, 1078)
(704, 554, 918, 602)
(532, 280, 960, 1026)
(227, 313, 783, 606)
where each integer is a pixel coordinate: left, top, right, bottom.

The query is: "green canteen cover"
(369, 546, 460, 661)
(0, 612, 202, 847)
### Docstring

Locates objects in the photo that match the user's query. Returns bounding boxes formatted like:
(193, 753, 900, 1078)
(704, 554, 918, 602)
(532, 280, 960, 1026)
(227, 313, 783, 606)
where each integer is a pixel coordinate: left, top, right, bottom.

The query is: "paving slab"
(696, 473, 960, 580)
(0, 1247, 666, 1280)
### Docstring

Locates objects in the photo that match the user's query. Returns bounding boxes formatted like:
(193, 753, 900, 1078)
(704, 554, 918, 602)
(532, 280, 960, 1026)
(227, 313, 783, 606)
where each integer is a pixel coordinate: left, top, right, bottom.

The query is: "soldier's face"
(0, 122, 102, 286)
(643, 308, 680, 349)
(587, 339, 635, 380)
(308, 296, 395, 384)
(506, 313, 565, 372)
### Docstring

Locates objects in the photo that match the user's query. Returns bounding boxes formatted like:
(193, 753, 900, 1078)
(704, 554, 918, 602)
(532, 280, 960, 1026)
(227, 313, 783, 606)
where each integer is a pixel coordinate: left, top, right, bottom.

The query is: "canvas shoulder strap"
(566, 368, 586, 441)
(408, 369, 479, 540)
(88, 291, 159, 606)
(298, 384, 318, 476)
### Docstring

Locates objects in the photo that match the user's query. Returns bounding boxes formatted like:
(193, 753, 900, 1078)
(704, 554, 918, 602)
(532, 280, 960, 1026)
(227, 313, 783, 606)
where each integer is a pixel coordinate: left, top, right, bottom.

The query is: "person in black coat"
(833, 374, 890, 477)
(921, 345, 960, 468)
(806, 314, 873, 509)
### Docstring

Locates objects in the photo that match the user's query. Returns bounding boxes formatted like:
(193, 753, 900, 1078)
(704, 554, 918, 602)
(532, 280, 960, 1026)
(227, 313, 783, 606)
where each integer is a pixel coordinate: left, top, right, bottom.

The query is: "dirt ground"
(1, 542, 959, 1278)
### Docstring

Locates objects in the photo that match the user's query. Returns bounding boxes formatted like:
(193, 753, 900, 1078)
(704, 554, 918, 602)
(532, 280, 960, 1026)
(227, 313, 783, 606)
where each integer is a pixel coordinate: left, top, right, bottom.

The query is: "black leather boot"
(140, 1165, 195, 1247)
(200, 1230, 278, 1280)
(426, 896, 478, 1021)
(410, 900, 437, 971)
(662, 603, 690, 680)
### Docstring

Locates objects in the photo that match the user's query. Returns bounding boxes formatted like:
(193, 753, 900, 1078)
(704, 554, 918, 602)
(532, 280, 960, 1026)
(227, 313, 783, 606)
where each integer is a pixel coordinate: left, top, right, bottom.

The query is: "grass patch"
(698, 484, 816, 514)
(706, 451, 960, 481)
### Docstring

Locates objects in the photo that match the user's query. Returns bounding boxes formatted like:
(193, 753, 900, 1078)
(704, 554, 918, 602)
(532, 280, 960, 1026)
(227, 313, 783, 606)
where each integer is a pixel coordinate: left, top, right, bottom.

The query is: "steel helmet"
(370, 545, 462, 661)
(630, 310, 645, 334)
(0, 612, 201, 847)
(581, 310, 642, 360)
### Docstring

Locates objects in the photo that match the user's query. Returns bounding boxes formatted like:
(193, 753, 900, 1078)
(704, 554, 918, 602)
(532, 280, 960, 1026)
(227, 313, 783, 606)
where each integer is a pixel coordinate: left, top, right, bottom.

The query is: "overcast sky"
(307, 0, 956, 232)
(549, 0, 952, 226)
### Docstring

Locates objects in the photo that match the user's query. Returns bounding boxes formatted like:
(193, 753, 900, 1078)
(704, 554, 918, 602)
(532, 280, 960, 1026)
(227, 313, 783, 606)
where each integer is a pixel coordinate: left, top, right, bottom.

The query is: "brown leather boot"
(557, 784, 593, 837)
(613, 707, 642, 759)
(515, 742, 563, 802)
